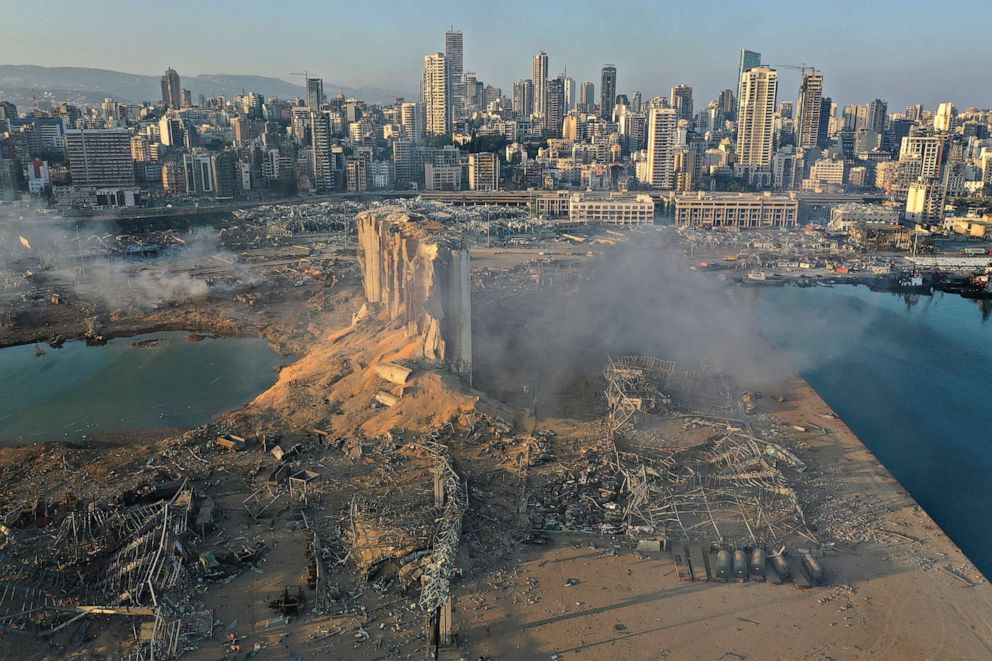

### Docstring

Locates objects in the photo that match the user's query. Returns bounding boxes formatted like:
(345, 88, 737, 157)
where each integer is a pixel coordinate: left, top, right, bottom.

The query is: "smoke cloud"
(0, 216, 234, 311)
(471, 227, 879, 415)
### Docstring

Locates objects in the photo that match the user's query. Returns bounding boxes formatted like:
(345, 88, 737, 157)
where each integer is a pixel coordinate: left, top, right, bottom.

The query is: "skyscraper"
(737, 49, 761, 109)
(867, 99, 888, 136)
(718, 89, 736, 121)
(463, 72, 479, 113)
(445, 29, 464, 121)
(562, 76, 575, 113)
(579, 81, 595, 113)
(737, 66, 778, 167)
(532, 51, 549, 117)
(512, 80, 534, 117)
(160, 68, 181, 108)
(671, 84, 693, 122)
(631, 91, 642, 113)
(400, 102, 423, 143)
(393, 138, 412, 187)
(422, 53, 450, 136)
(646, 106, 677, 189)
(795, 69, 823, 149)
(546, 77, 565, 138)
(311, 110, 333, 191)
(865, 99, 888, 149)
(600, 65, 617, 120)
(818, 96, 833, 148)
(306, 77, 324, 110)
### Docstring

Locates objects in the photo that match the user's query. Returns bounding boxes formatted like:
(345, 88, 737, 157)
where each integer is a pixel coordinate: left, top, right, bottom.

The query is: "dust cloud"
(0, 216, 233, 310)
(472, 229, 873, 414)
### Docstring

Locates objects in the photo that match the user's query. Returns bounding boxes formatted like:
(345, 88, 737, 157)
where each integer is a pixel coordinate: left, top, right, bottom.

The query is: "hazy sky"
(3, 0, 990, 110)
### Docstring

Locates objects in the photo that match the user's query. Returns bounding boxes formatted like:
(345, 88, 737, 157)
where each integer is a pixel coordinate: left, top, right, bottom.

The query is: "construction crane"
(290, 71, 322, 107)
(770, 63, 817, 77)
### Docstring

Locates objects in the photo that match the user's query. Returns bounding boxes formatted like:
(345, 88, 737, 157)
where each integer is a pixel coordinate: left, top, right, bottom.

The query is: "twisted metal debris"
(418, 425, 468, 614)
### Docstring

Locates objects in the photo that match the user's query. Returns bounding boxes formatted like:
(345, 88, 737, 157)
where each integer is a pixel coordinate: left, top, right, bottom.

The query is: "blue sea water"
(0, 331, 283, 444)
(757, 285, 992, 578)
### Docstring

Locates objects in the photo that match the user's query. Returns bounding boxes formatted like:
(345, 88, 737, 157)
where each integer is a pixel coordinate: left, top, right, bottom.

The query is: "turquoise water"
(756, 286, 992, 578)
(0, 331, 283, 444)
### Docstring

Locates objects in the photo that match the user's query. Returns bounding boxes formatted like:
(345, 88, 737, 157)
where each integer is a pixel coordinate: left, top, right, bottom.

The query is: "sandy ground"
(4, 229, 992, 660)
(452, 376, 992, 660)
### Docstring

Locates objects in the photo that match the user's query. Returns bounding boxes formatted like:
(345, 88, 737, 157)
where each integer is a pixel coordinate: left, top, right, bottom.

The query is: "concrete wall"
(356, 208, 472, 378)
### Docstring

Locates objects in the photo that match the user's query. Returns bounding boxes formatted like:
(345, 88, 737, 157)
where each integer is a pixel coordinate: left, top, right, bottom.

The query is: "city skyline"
(2, 0, 991, 110)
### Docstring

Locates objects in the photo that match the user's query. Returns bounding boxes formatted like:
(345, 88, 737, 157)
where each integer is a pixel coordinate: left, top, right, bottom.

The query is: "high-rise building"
(631, 91, 642, 113)
(718, 89, 736, 121)
(160, 68, 181, 108)
(468, 152, 500, 191)
(345, 156, 368, 193)
(795, 69, 823, 149)
(209, 151, 237, 198)
(306, 77, 324, 110)
(737, 66, 778, 167)
(0, 101, 16, 121)
(463, 72, 479, 113)
(671, 84, 693, 123)
(818, 96, 833, 148)
(900, 133, 946, 178)
(579, 81, 595, 113)
(64, 128, 134, 187)
(867, 99, 887, 136)
(484, 85, 501, 110)
(392, 138, 412, 188)
(231, 117, 250, 145)
(129, 135, 151, 162)
(546, 77, 566, 138)
(422, 53, 450, 136)
(400, 102, 423, 143)
(889, 118, 914, 154)
(562, 76, 575, 113)
(445, 30, 464, 121)
(905, 104, 924, 122)
(934, 102, 956, 132)
(532, 51, 549, 117)
(905, 177, 946, 224)
(311, 110, 334, 191)
(646, 106, 677, 188)
(863, 99, 888, 150)
(158, 114, 185, 147)
(600, 65, 617, 120)
(717, 90, 737, 119)
(737, 50, 761, 108)
(512, 80, 534, 117)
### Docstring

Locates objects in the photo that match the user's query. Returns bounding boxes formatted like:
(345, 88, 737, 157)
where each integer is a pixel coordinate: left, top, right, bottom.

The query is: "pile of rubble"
(529, 446, 625, 534)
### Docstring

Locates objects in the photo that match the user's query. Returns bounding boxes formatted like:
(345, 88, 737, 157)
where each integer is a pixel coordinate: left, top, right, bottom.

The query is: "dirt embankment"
(1, 278, 365, 357)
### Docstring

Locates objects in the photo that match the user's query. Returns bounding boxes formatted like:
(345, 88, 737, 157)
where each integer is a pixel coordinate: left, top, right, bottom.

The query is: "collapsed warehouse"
(0, 202, 953, 659)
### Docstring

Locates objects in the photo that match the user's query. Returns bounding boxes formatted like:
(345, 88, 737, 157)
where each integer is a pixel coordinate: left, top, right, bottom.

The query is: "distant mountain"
(0, 65, 412, 107)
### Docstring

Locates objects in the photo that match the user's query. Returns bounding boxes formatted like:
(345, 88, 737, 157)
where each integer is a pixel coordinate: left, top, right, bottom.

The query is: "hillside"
(0, 65, 411, 106)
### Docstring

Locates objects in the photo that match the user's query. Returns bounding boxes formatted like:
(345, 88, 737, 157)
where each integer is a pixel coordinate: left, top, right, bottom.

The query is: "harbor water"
(0, 331, 284, 444)
(756, 285, 992, 579)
